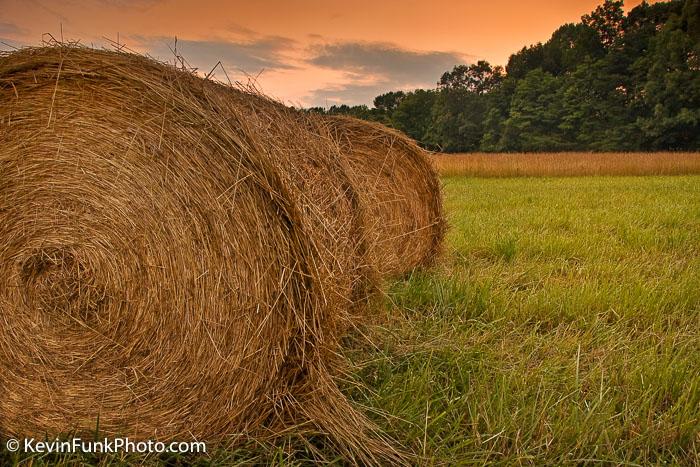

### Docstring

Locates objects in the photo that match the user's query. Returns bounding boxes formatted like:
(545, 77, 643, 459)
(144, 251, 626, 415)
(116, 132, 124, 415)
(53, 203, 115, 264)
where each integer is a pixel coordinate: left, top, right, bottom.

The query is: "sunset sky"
(1, 0, 651, 107)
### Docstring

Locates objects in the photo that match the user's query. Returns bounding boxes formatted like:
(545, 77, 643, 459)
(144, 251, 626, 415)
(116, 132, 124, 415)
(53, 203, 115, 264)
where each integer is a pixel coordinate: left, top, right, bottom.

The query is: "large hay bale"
(0, 46, 396, 463)
(323, 116, 446, 278)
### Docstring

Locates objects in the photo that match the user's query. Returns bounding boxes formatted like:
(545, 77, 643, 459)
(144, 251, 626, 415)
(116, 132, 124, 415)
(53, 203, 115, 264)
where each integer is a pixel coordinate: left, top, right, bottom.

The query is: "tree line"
(308, 0, 700, 152)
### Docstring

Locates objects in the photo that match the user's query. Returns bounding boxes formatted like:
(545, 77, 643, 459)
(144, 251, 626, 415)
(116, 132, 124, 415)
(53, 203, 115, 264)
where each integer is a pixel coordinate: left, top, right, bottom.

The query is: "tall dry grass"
(431, 152, 700, 177)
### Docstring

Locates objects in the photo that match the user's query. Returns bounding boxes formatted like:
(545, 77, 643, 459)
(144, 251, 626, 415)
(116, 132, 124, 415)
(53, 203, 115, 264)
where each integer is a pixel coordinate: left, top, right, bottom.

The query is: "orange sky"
(1, 0, 651, 106)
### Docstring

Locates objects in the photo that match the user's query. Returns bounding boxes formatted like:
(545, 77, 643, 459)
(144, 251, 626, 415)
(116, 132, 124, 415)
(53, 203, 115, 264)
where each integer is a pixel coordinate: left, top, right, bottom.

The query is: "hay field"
(347, 175, 700, 464)
(7, 175, 698, 465)
(432, 152, 700, 177)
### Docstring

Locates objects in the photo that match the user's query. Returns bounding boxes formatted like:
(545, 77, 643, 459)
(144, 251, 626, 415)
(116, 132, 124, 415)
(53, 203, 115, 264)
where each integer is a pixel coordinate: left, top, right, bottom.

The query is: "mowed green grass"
(3, 176, 699, 466)
(345, 175, 700, 464)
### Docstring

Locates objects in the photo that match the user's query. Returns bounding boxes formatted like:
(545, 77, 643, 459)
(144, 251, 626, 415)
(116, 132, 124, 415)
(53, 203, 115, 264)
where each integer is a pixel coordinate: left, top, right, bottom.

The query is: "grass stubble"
(348, 175, 700, 465)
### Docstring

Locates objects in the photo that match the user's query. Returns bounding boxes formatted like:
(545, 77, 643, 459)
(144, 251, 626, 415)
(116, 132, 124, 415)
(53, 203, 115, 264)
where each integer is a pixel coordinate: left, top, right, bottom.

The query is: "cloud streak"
(304, 40, 471, 106)
(98, 0, 162, 7)
(308, 41, 469, 86)
(140, 35, 298, 76)
(0, 22, 27, 38)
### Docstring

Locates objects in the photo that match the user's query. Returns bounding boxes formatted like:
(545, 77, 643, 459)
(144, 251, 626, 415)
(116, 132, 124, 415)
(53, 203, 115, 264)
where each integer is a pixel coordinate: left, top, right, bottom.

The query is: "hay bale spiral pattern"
(0, 47, 355, 450)
(0, 46, 438, 464)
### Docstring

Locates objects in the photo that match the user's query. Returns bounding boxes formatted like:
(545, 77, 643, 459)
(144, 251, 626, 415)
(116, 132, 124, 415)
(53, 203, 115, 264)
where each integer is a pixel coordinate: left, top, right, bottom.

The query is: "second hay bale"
(324, 116, 446, 278)
(207, 86, 377, 326)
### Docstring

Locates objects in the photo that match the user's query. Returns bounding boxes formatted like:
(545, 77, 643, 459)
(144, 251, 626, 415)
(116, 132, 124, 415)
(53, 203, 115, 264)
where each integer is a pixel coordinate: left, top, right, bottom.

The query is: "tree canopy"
(308, 0, 699, 152)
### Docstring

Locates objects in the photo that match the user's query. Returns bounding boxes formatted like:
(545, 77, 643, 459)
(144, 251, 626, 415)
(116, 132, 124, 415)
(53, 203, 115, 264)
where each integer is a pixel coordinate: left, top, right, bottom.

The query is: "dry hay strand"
(0, 46, 402, 464)
(323, 116, 446, 278)
(205, 85, 378, 331)
(201, 81, 396, 460)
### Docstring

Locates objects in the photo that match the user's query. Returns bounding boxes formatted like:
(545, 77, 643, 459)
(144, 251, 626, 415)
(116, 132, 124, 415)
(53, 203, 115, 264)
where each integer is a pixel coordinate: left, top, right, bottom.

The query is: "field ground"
(2, 175, 699, 465)
(346, 175, 699, 465)
(431, 152, 700, 177)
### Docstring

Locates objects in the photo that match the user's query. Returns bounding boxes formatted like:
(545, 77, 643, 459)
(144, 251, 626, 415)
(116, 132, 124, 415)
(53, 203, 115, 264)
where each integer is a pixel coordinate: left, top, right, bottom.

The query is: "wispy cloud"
(54, 0, 164, 9)
(308, 40, 469, 86)
(224, 23, 259, 39)
(304, 40, 471, 106)
(0, 22, 27, 38)
(0, 23, 27, 50)
(138, 35, 298, 76)
(0, 38, 24, 51)
(98, 0, 163, 7)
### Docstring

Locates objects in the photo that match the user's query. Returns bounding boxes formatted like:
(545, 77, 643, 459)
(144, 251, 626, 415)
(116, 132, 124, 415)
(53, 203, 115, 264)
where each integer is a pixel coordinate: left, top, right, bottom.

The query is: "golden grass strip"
(432, 152, 700, 177)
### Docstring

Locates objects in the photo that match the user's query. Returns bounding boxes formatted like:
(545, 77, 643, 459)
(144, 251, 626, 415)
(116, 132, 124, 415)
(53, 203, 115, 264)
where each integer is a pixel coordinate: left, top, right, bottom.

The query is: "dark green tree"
(307, 0, 699, 153)
(373, 91, 406, 114)
(428, 89, 487, 152)
(480, 78, 517, 151)
(637, 15, 700, 149)
(582, 0, 626, 47)
(499, 69, 569, 151)
(559, 58, 638, 150)
(506, 44, 546, 79)
(390, 89, 438, 147)
(541, 23, 605, 75)
(682, 0, 700, 40)
(438, 61, 504, 93)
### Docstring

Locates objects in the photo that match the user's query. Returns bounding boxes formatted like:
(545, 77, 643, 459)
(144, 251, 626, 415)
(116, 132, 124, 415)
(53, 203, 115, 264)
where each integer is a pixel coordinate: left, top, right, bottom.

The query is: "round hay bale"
(0, 46, 397, 463)
(204, 85, 377, 331)
(323, 116, 446, 278)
